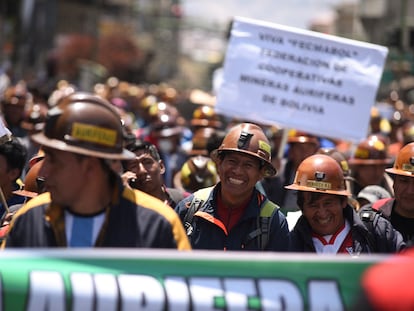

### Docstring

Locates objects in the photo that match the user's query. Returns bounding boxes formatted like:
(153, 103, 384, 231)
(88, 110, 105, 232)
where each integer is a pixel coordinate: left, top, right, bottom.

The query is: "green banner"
(0, 250, 385, 310)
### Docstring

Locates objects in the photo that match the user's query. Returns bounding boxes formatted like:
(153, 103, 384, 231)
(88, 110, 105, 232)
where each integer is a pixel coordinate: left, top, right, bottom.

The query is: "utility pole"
(400, 0, 409, 52)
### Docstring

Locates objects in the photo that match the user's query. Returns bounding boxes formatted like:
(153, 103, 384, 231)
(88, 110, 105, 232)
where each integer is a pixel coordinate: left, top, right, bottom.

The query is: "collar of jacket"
(44, 177, 122, 247)
(199, 183, 268, 221)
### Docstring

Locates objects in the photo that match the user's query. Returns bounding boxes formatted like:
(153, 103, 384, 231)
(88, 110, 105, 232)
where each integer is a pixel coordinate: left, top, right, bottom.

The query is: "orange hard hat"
(285, 154, 351, 196)
(386, 142, 414, 176)
(211, 123, 276, 177)
(13, 160, 44, 198)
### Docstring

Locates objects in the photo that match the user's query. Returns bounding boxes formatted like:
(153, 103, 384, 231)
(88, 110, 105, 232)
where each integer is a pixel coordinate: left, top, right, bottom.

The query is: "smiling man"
(175, 122, 289, 251)
(286, 154, 404, 255)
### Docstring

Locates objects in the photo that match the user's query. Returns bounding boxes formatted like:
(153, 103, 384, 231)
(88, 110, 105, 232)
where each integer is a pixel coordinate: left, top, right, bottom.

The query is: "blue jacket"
(3, 179, 191, 249)
(175, 183, 289, 251)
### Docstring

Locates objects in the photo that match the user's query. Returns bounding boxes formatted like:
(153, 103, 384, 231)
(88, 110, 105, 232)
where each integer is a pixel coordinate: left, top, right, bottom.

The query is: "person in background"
(19, 102, 48, 173)
(387, 109, 407, 159)
(259, 125, 285, 206)
(0, 81, 31, 138)
(173, 155, 219, 193)
(122, 140, 189, 209)
(147, 101, 188, 188)
(279, 130, 320, 215)
(356, 185, 391, 210)
(189, 104, 223, 133)
(360, 142, 414, 246)
(316, 147, 361, 211)
(0, 137, 28, 218)
(348, 134, 394, 197)
(175, 123, 289, 251)
(2, 92, 190, 249)
(287, 154, 405, 255)
(0, 158, 45, 240)
(186, 127, 218, 158)
(173, 126, 221, 193)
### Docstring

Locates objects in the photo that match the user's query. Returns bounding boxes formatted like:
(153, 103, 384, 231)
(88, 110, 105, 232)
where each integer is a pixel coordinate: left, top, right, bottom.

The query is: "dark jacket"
(288, 205, 405, 254)
(0, 182, 26, 217)
(364, 198, 414, 244)
(174, 183, 289, 251)
(371, 197, 394, 218)
(2, 180, 191, 249)
(165, 187, 190, 209)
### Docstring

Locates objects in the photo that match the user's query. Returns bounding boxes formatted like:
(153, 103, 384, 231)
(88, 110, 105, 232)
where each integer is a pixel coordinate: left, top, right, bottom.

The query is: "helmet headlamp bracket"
(315, 171, 325, 181)
(237, 131, 253, 149)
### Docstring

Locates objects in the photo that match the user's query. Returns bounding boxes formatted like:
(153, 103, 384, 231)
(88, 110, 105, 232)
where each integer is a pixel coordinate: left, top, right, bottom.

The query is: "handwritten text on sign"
(216, 16, 388, 141)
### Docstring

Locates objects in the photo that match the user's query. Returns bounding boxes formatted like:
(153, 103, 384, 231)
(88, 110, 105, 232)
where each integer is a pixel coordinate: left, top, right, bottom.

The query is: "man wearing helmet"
(286, 154, 404, 254)
(173, 155, 219, 193)
(0, 81, 31, 138)
(175, 123, 289, 251)
(359, 142, 414, 245)
(279, 131, 320, 214)
(2, 92, 190, 249)
(348, 134, 394, 197)
(147, 101, 188, 188)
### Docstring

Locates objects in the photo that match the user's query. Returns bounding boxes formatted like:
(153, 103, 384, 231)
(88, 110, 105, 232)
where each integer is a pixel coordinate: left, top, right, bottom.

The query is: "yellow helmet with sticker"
(174, 155, 219, 192)
(31, 92, 135, 160)
(210, 123, 277, 177)
(349, 134, 393, 165)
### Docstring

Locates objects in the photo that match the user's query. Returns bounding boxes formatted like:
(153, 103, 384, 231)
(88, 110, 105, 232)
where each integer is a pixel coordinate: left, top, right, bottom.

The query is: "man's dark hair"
(297, 191, 347, 210)
(126, 140, 161, 161)
(0, 137, 28, 177)
(122, 140, 161, 171)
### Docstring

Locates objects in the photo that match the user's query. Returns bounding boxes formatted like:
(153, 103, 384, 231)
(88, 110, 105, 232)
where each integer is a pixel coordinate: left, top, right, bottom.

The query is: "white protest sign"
(216, 16, 388, 142)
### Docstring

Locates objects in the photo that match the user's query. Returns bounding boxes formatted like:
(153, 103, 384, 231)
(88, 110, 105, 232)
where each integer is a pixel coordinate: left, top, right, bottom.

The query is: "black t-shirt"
(391, 209, 414, 244)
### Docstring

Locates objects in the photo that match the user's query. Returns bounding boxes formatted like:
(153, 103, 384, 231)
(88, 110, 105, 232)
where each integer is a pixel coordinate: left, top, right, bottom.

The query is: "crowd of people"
(0, 75, 411, 255)
(0, 76, 412, 252)
(0, 74, 413, 307)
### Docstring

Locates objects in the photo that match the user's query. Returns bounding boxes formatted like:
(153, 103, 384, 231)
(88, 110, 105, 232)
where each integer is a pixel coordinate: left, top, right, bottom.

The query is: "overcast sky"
(182, 0, 350, 30)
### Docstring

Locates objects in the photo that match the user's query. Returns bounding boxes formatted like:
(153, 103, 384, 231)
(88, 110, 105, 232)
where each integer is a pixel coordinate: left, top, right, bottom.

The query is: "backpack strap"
(165, 188, 187, 208)
(372, 197, 392, 211)
(183, 187, 213, 236)
(358, 207, 380, 252)
(244, 199, 277, 250)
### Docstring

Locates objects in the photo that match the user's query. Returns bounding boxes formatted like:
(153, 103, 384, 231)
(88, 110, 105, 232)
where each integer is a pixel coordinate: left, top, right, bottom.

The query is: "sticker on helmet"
(402, 163, 414, 172)
(306, 180, 332, 190)
(258, 140, 271, 154)
(71, 122, 117, 147)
